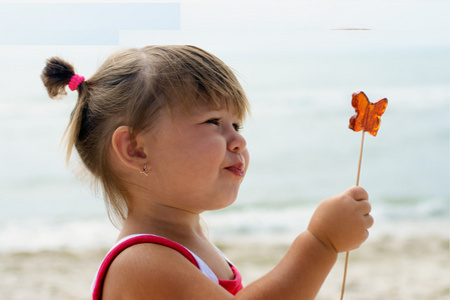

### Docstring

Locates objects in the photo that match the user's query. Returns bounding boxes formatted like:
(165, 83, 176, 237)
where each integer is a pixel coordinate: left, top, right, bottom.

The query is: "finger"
(356, 199, 372, 215)
(364, 214, 374, 229)
(363, 229, 370, 243)
(347, 186, 369, 201)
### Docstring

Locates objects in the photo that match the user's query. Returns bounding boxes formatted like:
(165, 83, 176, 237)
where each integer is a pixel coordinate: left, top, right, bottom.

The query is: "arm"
(236, 186, 373, 300)
(102, 186, 372, 300)
(235, 231, 338, 300)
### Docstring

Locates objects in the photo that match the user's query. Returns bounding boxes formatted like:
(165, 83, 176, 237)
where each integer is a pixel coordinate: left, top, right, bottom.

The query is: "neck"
(118, 200, 207, 244)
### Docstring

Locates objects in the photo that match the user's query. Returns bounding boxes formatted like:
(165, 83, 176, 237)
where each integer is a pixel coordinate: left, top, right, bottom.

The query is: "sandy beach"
(218, 223, 450, 300)
(1, 220, 448, 300)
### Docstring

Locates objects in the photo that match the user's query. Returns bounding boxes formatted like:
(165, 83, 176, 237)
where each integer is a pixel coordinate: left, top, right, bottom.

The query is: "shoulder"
(102, 243, 232, 300)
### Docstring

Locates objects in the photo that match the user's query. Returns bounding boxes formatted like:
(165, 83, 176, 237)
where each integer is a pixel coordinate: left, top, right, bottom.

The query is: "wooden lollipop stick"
(340, 251, 350, 300)
(340, 131, 365, 300)
(355, 131, 365, 187)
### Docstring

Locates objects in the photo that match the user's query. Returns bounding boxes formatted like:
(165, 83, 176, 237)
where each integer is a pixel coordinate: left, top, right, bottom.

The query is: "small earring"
(140, 165, 148, 176)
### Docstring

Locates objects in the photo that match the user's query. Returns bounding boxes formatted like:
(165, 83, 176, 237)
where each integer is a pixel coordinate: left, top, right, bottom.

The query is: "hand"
(307, 186, 374, 253)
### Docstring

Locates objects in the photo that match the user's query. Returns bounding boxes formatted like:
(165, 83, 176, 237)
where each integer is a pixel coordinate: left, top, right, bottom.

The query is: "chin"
(203, 196, 238, 212)
(216, 195, 239, 210)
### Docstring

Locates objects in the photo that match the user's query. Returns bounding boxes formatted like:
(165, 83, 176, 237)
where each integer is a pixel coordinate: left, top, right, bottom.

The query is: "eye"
(204, 118, 242, 132)
(233, 123, 243, 132)
(205, 118, 221, 126)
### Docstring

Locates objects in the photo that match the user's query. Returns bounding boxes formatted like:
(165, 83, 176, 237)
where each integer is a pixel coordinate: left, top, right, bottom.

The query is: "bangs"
(143, 45, 251, 121)
(175, 84, 250, 122)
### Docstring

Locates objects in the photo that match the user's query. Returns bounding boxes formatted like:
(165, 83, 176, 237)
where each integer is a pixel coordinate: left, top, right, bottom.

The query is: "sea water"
(0, 43, 448, 253)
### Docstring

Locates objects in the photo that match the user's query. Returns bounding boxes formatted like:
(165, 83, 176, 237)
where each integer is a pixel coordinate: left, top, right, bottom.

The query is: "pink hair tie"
(68, 74, 85, 91)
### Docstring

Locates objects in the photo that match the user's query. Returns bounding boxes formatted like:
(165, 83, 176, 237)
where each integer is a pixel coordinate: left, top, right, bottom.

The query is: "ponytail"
(40, 57, 88, 163)
(41, 57, 76, 97)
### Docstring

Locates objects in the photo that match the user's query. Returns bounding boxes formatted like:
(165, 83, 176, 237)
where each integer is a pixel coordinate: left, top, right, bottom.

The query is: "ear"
(111, 126, 147, 171)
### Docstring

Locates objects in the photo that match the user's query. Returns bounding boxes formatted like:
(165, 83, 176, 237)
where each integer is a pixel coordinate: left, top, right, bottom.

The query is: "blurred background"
(0, 1, 448, 299)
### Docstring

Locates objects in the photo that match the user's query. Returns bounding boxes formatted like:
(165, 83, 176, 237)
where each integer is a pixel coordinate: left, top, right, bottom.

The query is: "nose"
(227, 129, 247, 154)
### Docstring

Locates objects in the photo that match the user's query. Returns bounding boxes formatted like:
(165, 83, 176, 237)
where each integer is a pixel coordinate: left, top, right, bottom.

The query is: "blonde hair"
(41, 45, 250, 226)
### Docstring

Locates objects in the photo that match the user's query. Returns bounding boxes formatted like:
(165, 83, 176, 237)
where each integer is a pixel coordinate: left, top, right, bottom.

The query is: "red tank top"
(92, 234, 243, 299)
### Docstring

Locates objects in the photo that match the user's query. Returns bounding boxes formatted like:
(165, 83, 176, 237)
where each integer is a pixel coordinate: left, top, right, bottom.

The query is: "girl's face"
(139, 103, 249, 213)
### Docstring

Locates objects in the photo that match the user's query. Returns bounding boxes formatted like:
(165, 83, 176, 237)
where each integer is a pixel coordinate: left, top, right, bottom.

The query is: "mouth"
(225, 162, 245, 177)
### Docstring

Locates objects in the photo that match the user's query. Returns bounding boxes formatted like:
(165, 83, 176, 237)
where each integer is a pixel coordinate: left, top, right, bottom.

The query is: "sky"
(0, 0, 449, 46)
(0, 0, 448, 97)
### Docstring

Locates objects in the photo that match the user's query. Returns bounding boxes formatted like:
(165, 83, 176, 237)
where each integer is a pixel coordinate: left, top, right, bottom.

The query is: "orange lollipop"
(341, 91, 388, 300)
(349, 91, 388, 136)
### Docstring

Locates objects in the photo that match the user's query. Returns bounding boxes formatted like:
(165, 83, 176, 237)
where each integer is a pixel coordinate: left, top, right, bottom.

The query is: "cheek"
(191, 139, 226, 170)
(172, 136, 225, 173)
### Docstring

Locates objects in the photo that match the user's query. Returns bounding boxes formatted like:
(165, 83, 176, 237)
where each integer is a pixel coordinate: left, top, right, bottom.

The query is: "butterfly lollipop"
(349, 91, 388, 185)
(340, 91, 388, 300)
(349, 91, 388, 137)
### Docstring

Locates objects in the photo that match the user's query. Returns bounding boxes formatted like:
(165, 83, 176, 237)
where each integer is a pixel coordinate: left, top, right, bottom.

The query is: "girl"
(41, 45, 373, 300)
